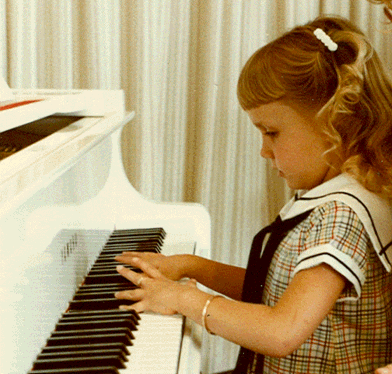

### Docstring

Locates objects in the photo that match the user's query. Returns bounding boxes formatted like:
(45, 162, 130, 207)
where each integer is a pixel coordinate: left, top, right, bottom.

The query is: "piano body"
(0, 89, 211, 374)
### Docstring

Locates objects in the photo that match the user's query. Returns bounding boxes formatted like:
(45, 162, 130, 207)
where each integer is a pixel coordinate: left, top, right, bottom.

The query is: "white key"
(120, 313, 184, 374)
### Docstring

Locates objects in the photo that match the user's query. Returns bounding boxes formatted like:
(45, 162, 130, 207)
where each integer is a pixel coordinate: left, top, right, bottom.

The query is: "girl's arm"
(115, 253, 246, 301)
(375, 365, 392, 374)
(115, 259, 345, 357)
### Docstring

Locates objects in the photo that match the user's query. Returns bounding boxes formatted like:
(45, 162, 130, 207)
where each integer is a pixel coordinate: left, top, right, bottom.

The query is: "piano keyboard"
(28, 228, 184, 374)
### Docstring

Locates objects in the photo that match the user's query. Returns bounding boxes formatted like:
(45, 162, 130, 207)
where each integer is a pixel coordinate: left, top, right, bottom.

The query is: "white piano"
(0, 89, 211, 374)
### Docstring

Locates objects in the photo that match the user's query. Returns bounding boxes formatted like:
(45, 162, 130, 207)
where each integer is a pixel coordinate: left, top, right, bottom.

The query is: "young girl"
(115, 16, 392, 373)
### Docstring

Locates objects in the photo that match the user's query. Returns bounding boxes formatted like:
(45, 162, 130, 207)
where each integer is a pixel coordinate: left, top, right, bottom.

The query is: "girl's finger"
(115, 252, 145, 261)
(187, 278, 198, 288)
(116, 265, 142, 285)
(375, 365, 392, 374)
(115, 288, 143, 301)
(119, 251, 142, 256)
(119, 301, 145, 313)
(130, 257, 162, 279)
(114, 255, 137, 265)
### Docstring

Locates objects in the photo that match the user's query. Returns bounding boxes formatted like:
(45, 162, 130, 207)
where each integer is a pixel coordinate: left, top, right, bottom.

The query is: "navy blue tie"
(234, 209, 313, 374)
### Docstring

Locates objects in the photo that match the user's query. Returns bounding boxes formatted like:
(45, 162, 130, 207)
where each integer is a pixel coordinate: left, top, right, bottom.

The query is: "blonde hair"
(237, 16, 392, 199)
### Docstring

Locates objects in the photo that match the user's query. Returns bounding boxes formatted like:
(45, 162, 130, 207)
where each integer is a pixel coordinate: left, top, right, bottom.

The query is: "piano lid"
(0, 89, 133, 218)
(0, 88, 125, 133)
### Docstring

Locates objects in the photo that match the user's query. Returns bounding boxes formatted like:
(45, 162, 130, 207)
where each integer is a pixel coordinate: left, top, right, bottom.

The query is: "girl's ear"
(384, 5, 392, 22)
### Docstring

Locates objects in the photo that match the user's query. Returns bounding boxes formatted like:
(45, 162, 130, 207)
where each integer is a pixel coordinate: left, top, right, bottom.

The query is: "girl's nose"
(260, 139, 274, 159)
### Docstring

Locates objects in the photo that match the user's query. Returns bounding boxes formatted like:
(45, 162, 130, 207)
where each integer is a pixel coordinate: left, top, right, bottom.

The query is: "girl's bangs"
(237, 47, 286, 110)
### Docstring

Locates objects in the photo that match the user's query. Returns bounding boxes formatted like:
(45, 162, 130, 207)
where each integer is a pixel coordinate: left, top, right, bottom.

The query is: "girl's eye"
(265, 131, 278, 138)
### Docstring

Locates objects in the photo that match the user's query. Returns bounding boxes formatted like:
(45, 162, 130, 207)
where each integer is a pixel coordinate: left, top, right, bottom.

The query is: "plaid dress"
(243, 174, 392, 373)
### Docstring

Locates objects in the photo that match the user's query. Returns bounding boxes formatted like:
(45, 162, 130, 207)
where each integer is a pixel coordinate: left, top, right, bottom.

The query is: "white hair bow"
(313, 28, 338, 52)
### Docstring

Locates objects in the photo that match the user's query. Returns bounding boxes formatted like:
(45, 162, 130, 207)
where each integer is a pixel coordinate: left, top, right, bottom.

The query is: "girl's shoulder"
(288, 200, 365, 243)
(302, 200, 370, 249)
(306, 199, 360, 225)
(281, 174, 392, 271)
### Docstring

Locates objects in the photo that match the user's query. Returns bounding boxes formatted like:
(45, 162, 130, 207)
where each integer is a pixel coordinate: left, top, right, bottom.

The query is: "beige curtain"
(2, 0, 391, 372)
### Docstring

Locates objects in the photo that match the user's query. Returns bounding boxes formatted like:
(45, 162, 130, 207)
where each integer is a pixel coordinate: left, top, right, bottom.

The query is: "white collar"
(280, 174, 392, 272)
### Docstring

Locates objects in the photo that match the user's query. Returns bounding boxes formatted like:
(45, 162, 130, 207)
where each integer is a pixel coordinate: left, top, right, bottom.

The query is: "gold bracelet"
(201, 295, 222, 335)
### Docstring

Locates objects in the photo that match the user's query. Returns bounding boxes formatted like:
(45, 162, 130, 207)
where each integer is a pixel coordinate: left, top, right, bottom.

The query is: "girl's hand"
(115, 257, 197, 315)
(375, 365, 392, 374)
(115, 252, 187, 281)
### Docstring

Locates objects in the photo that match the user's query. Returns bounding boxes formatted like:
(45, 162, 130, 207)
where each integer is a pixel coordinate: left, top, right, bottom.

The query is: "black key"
(46, 333, 133, 347)
(68, 297, 133, 310)
(28, 366, 120, 373)
(64, 308, 140, 318)
(105, 235, 162, 243)
(100, 245, 160, 253)
(106, 238, 162, 244)
(49, 327, 134, 339)
(106, 234, 163, 244)
(88, 263, 136, 270)
(75, 284, 136, 293)
(41, 343, 129, 355)
(59, 313, 138, 327)
(55, 318, 136, 332)
(36, 348, 128, 361)
(85, 267, 134, 277)
(32, 356, 126, 370)
(72, 291, 125, 300)
(108, 234, 164, 244)
(62, 309, 140, 322)
(111, 228, 165, 238)
(83, 274, 132, 285)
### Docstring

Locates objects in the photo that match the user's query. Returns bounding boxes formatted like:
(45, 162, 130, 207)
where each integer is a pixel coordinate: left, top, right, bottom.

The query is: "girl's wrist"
(177, 254, 197, 279)
(175, 283, 210, 323)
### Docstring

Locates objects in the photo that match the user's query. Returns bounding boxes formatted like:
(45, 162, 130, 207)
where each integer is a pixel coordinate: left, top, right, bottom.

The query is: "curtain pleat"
(0, 1, 7, 79)
(2, 1, 392, 372)
(7, 0, 38, 87)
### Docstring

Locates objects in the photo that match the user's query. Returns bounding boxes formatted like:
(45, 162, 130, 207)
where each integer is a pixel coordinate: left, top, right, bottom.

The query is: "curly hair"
(237, 16, 392, 199)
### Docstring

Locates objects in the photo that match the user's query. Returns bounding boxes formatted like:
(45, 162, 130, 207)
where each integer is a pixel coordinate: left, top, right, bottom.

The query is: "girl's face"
(247, 101, 340, 190)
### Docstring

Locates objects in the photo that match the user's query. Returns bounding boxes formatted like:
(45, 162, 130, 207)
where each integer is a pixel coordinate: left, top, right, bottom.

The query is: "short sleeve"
(293, 201, 370, 301)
